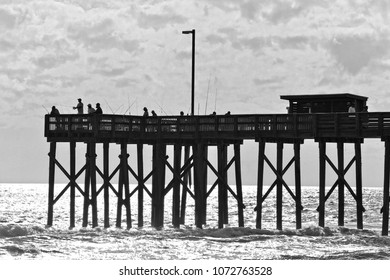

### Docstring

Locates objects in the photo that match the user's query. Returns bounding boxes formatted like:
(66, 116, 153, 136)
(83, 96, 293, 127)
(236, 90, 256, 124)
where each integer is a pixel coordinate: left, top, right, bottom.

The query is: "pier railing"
(44, 112, 390, 142)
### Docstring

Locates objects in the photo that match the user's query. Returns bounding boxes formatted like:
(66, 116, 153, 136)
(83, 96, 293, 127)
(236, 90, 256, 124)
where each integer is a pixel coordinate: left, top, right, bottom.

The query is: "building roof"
(280, 93, 368, 101)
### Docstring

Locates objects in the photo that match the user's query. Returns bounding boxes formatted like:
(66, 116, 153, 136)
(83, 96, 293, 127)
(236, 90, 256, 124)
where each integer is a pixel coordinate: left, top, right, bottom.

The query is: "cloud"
(67, 17, 142, 53)
(137, 10, 187, 30)
(0, 8, 17, 29)
(327, 34, 390, 75)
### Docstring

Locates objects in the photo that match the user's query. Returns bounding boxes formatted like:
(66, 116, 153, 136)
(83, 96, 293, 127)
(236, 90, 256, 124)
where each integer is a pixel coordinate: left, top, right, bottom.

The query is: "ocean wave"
(0, 224, 46, 238)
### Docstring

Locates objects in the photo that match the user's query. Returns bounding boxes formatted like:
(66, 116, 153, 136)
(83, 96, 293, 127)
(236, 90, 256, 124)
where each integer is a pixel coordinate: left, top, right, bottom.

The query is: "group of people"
(73, 98, 103, 115)
(50, 98, 103, 116)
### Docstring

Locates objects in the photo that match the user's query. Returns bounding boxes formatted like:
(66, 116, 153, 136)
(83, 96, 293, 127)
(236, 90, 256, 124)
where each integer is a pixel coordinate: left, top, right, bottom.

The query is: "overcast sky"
(1, 0, 390, 187)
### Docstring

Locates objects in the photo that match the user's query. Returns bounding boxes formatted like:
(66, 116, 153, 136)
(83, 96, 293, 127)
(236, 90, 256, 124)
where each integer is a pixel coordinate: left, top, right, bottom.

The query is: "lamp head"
(182, 30, 193, 34)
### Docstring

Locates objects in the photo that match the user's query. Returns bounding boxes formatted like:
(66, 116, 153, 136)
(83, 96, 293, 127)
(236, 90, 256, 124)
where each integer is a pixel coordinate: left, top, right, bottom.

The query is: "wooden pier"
(44, 108, 390, 235)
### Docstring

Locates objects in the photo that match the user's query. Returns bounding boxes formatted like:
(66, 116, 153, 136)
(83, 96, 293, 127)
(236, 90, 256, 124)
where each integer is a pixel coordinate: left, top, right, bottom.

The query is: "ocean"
(1, 183, 390, 260)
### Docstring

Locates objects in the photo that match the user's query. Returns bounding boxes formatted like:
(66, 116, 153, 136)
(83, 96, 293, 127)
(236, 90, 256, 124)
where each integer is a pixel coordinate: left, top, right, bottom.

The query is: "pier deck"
(45, 112, 390, 143)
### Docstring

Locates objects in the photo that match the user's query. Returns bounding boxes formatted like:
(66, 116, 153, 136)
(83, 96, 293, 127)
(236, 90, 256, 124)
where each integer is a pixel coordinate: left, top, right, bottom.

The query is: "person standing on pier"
(87, 104, 95, 114)
(151, 110, 157, 117)
(95, 103, 103, 114)
(73, 98, 84, 114)
(50, 106, 60, 116)
(143, 107, 149, 117)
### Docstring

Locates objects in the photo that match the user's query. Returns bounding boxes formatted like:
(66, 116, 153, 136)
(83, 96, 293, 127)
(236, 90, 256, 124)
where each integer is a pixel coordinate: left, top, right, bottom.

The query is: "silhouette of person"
(73, 98, 83, 114)
(50, 106, 60, 129)
(225, 111, 231, 115)
(143, 107, 149, 117)
(95, 103, 103, 114)
(151, 110, 157, 117)
(87, 104, 96, 114)
(50, 106, 60, 115)
(347, 102, 355, 113)
(180, 111, 184, 116)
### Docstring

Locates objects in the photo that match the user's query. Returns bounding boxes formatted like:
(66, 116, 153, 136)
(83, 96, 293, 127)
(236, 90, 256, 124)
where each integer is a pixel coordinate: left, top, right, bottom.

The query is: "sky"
(1, 0, 390, 187)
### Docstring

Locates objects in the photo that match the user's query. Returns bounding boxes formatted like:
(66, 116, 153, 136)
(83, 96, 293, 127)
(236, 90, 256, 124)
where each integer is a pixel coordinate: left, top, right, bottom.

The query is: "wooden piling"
(276, 141, 283, 230)
(47, 142, 56, 227)
(82, 143, 91, 227)
(294, 142, 302, 229)
(137, 143, 144, 227)
(103, 142, 110, 228)
(151, 143, 166, 228)
(180, 145, 191, 224)
(355, 141, 363, 229)
(382, 139, 390, 236)
(193, 143, 207, 228)
(116, 142, 131, 229)
(256, 141, 265, 229)
(218, 143, 228, 228)
(337, 141, 345, 226)
(172, 144, 182, 227)
(318, 141, 326, 227)
(234, 143, 244, 227)
(89, 142, 98, 228)
(70, 141, 76, 228)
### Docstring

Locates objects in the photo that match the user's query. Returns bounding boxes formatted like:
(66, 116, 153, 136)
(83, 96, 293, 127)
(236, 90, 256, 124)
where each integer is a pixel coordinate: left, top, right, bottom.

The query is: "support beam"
(116, 143, 131, 229)
(218, 143, 228, 228)
(234, 143, 244, 227)
(89, 142, 98, 228)
(294, 142, 302, 229)
(276, 142, 283, 230)
(83, 143, 91, 227)
(137, 143, 144, 227)
(172, 144, 182, 227)
(337, 141, 345, 226)
(383, 140, 390, 236)
(103, 142, 110, 228)
(151, 143, 166, 228)
(180, 146, 191, 224)
(193, 143, 207, 228)
(318, 141, 326, 227)
(47, 142, 56, 227)
(70, 141, 76, 229)
(355, 141, 363, 229)
(256, 141, 265, 229)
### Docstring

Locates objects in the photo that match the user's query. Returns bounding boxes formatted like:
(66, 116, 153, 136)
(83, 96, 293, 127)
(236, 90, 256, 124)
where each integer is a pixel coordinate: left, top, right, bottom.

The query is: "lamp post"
(182, 29, 195, 116)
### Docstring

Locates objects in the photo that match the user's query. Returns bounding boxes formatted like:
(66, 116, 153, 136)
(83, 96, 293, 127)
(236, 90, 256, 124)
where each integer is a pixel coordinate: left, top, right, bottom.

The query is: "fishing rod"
(42, 105, 49, 114)
(123, 99, 137, 115)
(104, 98, 114, 114)
(154, 101, 169, 116)
(114, 104, 124, 114)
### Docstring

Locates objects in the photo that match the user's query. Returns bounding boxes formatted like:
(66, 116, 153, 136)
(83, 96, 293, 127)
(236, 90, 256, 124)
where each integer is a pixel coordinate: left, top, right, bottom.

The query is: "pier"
(44, 94, 390, 235)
